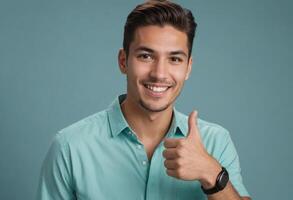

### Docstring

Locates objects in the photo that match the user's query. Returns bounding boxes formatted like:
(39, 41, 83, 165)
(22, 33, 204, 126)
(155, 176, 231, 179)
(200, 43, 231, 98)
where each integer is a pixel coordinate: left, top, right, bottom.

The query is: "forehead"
(130, 25, 188, 53)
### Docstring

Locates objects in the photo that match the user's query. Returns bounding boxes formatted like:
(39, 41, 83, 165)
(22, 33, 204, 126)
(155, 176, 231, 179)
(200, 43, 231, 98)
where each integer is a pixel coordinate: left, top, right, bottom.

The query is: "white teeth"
(145, 85, 168, 92)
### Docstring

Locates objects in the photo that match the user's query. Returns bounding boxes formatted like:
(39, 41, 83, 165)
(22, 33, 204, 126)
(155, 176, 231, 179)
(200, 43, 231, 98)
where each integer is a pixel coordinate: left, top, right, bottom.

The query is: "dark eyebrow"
(169, 51, 188, 58)
(134, 46, 188, 58)
(134, 46, 154, 53)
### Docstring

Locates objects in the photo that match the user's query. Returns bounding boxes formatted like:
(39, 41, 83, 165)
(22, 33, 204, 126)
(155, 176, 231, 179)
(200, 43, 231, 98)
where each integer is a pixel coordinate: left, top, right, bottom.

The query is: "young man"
(36, 1, 251, 199)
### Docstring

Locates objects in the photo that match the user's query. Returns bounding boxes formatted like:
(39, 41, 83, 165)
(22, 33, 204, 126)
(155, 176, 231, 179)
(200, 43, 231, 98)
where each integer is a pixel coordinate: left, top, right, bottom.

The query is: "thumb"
(187, 110, 200, 140)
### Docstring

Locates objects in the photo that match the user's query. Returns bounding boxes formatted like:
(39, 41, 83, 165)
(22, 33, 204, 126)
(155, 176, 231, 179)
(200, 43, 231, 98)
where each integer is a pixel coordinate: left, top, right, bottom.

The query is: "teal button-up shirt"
(36, 94, 250, 200)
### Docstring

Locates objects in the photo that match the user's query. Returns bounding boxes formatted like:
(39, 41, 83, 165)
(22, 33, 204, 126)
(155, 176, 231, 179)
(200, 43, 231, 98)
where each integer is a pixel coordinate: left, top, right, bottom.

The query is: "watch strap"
(201, 167, 229, 195)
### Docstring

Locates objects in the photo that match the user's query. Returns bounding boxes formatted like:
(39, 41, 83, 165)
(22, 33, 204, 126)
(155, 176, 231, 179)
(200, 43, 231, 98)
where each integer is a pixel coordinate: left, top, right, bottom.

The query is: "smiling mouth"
(143, 84, 171, 93)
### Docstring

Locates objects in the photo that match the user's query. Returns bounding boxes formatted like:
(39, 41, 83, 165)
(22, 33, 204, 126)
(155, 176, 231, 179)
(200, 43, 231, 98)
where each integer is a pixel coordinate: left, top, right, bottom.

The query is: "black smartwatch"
(201, 167, 229, 195)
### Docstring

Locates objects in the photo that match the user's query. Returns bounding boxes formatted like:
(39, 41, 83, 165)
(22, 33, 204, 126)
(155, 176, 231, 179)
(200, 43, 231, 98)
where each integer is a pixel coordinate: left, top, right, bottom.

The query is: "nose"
(149, 58, 167, 79)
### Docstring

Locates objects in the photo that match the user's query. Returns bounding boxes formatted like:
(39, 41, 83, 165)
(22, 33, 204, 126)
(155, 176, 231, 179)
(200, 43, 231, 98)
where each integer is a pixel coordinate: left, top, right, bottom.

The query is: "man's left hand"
(163, 110, 222, 188)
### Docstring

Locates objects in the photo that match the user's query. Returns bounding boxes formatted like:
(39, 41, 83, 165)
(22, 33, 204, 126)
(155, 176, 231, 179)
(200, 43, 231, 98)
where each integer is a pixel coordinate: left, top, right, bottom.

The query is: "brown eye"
(170, 57, 183, 64)
(137, 53, 153, 62)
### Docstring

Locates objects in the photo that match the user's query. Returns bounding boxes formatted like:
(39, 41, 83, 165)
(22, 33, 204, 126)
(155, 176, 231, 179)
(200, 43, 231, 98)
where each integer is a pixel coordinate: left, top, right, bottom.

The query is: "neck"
(121, 97, 173, 141)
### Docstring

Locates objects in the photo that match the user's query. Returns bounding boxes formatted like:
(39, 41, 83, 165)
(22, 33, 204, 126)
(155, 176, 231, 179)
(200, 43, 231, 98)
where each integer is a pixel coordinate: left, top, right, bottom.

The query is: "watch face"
(217, 170, 229, 190)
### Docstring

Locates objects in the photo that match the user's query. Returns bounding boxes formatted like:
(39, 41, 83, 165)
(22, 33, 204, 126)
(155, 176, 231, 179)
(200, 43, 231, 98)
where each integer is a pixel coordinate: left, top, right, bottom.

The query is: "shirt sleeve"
(36, 133, 75, 200)
(219, 131, 250, 197)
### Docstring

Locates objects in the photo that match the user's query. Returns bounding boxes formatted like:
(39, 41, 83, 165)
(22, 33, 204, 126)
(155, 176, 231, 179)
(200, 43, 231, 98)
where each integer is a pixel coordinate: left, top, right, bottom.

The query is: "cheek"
(128, 61, 150, 79)
(171, 68, 189, 84)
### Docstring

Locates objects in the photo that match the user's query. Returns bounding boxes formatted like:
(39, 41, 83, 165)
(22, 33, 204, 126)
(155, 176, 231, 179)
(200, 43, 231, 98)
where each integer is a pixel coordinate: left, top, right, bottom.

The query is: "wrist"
(200, 160, 222, 189)
(201, 166, 230, 195)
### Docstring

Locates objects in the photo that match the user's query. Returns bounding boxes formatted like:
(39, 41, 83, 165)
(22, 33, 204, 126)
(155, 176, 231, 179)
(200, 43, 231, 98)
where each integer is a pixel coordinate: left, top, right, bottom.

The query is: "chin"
(139, 99, 171, 113)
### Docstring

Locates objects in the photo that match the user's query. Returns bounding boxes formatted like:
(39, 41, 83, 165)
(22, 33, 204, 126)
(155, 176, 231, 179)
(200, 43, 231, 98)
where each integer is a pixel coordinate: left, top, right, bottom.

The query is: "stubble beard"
(138, 88, 182, 113)
(139, 99, 170, 113)
(126, 74, 184, 113)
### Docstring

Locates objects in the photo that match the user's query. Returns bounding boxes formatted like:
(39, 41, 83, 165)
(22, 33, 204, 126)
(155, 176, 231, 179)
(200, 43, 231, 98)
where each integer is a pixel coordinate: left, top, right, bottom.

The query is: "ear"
(118, 48, 127, 74)
(185, 56, 193, 80)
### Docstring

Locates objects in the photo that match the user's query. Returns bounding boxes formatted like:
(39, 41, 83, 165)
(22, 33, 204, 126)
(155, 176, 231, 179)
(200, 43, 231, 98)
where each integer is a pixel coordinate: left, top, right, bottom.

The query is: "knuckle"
(164, 141, 170, 148)
(176, 148, 184, 157)
(175, 149, 181, 157)
(162, 150, 167, 158)
(164, 159, 170, 167)
(166, 170, 173, 176)
(175, 158, 183, 167)
(177, 169, 184, 177)
(178, 139, 186, 146)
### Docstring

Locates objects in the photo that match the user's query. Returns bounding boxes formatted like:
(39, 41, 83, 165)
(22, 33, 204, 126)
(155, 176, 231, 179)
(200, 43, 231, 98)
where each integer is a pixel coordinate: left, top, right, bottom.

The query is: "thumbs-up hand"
(163, 111, 222, 188)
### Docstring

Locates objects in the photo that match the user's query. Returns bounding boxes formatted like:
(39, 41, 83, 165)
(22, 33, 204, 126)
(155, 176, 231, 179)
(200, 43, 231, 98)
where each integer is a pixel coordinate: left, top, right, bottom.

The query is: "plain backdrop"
(0, 0, 292, 199)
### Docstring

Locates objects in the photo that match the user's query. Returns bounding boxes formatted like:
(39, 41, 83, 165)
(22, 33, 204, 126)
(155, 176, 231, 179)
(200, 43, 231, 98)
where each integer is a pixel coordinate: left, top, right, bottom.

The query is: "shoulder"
(197, 118, 230, 140)
(54, 109, 109, 147)
(197, 118, 234, 158)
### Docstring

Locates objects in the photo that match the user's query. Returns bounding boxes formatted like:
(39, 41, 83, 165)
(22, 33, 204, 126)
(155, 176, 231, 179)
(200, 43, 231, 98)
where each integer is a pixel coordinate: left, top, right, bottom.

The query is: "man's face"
(119, 25, 192, 113)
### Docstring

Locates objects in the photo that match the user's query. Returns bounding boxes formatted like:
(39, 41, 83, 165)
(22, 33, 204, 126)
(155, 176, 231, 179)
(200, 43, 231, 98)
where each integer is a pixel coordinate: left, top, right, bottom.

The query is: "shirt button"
(142, 160, 147, 165)
(137, 144, 143, 149)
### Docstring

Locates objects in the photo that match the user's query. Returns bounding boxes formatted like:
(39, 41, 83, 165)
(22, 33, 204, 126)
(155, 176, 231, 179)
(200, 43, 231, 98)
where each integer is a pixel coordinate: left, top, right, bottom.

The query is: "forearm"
(207, 182, 251, 200)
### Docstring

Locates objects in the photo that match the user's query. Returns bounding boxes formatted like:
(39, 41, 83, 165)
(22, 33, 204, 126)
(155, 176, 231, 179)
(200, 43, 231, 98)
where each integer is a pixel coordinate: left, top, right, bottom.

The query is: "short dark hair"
(123, 0, 197, 58)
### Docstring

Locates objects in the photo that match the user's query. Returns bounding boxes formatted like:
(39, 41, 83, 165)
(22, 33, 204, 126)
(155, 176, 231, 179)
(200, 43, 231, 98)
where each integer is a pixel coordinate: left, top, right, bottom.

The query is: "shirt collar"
(173, 107, 188, 137)
(107, 94, 188, 138)
(107, 94, 129, 137)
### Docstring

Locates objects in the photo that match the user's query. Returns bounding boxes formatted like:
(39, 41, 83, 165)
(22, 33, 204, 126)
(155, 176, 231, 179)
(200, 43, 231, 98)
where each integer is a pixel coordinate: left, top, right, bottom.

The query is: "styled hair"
(123, 0, 197, 58)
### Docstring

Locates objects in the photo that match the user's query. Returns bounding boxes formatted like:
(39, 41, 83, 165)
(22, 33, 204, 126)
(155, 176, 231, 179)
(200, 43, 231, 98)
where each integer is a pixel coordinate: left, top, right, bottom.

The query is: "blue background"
(0, 0, 292, 199)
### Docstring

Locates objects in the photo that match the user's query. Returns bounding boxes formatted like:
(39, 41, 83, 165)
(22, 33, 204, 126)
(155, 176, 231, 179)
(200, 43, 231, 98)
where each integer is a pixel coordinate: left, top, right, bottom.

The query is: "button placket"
(136, 144, 148, 167)
(145, 144, 164, 200)
(142, 160, 148, 165)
